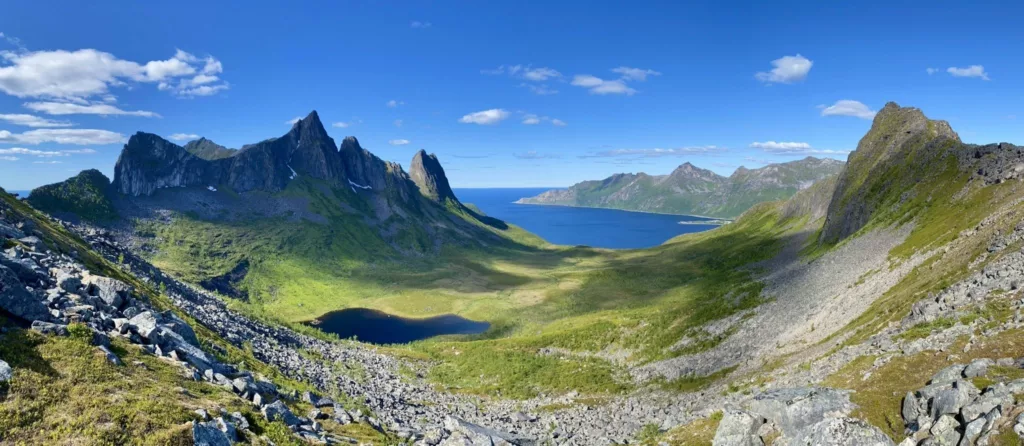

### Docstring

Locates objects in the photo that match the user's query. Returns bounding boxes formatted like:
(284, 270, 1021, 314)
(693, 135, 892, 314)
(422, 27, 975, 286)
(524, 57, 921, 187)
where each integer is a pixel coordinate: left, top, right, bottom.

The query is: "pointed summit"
(410, 150, 457, 204)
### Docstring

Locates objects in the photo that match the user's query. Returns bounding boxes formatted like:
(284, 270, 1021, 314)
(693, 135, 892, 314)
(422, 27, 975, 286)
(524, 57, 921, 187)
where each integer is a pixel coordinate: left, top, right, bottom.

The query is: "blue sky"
(1, 0, 1022, 190)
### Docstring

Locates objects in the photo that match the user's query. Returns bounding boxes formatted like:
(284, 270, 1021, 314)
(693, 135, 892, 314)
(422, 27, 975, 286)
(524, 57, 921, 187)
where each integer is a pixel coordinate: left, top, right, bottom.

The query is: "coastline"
(512, 200, 734, 221)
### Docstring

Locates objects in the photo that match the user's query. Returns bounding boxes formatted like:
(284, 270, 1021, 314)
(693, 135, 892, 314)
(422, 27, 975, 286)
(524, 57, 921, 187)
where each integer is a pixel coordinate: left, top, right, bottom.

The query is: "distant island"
(516, 157, 844, 219)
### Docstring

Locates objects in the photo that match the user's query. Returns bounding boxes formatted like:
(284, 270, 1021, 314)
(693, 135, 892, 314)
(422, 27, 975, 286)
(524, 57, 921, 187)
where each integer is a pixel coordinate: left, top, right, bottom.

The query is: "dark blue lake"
(454, 188, 719, 249)
(307, 308, 490, 344)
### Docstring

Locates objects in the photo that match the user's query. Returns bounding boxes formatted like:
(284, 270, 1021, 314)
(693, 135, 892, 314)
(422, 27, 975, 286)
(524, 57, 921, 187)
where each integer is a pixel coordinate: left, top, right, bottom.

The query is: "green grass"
(132, 178, 799, 398)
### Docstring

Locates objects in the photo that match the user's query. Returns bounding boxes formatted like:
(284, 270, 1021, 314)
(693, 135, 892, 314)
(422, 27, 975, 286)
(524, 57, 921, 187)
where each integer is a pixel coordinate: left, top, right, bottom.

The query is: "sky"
(1, 0, 1023, 190)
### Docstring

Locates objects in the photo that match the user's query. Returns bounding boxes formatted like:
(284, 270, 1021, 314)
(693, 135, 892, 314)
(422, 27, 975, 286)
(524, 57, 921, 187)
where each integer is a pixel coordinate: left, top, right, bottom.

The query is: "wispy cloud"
(332, 122, 350, 128)
(393, 119, 403, 127)
(580, 146, 724, 158)
(459, 108, 509, 125)
(514, 150, 560, 159)
(482, 65, 562, 82)
(819, 100, 876, 119)
(0, 129, 123, 145)
(520, 113, 566, 126)
(750, 141, 849, 155)
(947, 65, 990, 80)
(386, 99, 404, 108)
(611, 67, 661, 81)
(0, 113, 73, 127)
(0, 156, 17, 161)
(33, 160, 62, 164)
(410, 21, 431, 29)
(926, 67, 939, 75)
(0, 147, 98, 157)
(520, 83, 558, 95)
(285, 117, 301, 125)
(755, 54, 813, 84)
(24, 101, 159, 117)
(571, 75, 636, 95)
(388, 139, 410, 146)
(170, 133, 199, 141)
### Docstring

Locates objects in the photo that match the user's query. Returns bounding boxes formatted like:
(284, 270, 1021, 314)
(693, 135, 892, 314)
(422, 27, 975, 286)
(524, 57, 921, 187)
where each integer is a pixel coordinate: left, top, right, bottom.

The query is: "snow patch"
(288, 165, 298, 180)
(348, 179, 372, 190)
(207, 186, 217, 192)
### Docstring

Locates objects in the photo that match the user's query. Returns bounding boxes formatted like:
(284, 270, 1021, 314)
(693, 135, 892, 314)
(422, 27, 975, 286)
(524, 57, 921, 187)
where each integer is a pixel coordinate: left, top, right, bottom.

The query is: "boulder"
(128, 311, 160, 342)
(30, 320, 69, 336)
(962, 359, 993, 379)
(712, 409, 764, 446)
(82, 274, 130, 308)
(97, 345, 122, 366)
(214, 417, 237, 442)
(262, 400, 301, 427)
(790, 417, 894, 446)
(746, 387, 854, 438)
(0, 359, 12, 383)
(0, 256, 44, 284)
(929, 364, 966, 385)
(192, 421, 231, 446)
(929, 381, 975, 421)
(53, 269, 81, 292)
(442, 416, 533, 446)
(0, 264, 49, 321)
(929, 415, 961, 445)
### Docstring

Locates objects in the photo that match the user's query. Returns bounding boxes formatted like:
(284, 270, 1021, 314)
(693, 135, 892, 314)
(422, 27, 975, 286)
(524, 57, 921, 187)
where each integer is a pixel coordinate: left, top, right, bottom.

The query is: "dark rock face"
(114, 133, 221, 196)
(114, 111, 343, 196)
(409, 150, 457, 204)
(113, 111, 425, 203)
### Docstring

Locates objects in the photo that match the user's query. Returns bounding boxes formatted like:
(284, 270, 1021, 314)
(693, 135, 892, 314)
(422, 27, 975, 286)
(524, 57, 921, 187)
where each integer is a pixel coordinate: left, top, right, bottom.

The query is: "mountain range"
(517, 156, 845, 218)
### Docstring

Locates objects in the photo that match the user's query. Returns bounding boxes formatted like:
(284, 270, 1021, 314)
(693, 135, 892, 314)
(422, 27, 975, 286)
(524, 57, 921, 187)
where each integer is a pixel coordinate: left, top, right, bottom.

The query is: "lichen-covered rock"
(790, 417, 894, 446)
(0, 359, 12, 383)
(712, 409, 763, 446)
(0, 264, 49, 321)
(746, 387, 854, 438)
(192, 420, 231, 446)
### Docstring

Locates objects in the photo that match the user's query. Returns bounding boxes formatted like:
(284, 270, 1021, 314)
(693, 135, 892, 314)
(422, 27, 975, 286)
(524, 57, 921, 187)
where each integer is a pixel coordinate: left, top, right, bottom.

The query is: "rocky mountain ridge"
(517, 156, 845, 218)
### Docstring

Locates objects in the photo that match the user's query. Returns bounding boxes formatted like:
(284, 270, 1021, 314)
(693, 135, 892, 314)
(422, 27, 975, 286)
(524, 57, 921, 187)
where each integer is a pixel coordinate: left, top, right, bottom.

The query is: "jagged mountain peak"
(819, 103, 963, 244)
(410, 150, 457, 204)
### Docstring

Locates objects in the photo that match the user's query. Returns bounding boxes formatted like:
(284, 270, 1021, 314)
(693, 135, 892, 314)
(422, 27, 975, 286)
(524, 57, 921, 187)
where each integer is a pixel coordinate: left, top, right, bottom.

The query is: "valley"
(7, 102, 1024, 445)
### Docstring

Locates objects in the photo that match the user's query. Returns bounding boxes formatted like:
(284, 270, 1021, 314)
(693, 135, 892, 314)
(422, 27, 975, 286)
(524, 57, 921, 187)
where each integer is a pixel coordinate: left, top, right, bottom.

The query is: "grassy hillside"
(26, 169, 118, 222)
(139, 179, 804, 397)
(0, 188, 386, 445)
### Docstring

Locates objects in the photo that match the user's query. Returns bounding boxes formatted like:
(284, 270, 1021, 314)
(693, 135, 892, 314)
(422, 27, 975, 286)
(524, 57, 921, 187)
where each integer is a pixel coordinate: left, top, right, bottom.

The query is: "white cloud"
(285, 116, 301, 125)
(581, 146, 724, 158)
(458, 109, 509, 125)
(750, 141, 812, 151)
(571, 75, 636, 95)
(521, 67, 561, 81)
(520, 83, 558, 95)
(0, 147, 95, 157)
(33, 160, 61, 164)
(0, 113, 73, 127)
(482, 64, 561, 82)
(0, 48, 228, 100)
(0, 156, 17, 161)
(755, 54, 813, 84)
(750, 141, 849, 155)
(926, 67, 939, 75)
(819, 100, 877, 119)
(170, 133, 200, 141)
(611, 67, 661, 81)
(947, 65, 990, 80)
(388, 139, 410, 146)
(520, 113, 566, 126)
(24, 101, 160, 117)
(386, 99, 404, 108)
(393, 119, 403, 127)
(410, 21, 432, 29)
(332, 122, 350, 128)
(0, 129, 123, 145)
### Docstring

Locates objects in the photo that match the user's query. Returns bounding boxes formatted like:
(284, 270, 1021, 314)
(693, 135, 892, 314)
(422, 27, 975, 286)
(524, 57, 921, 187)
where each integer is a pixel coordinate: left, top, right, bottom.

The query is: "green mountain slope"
(516, 156, 845, 218)
(26, 169, 118, 222)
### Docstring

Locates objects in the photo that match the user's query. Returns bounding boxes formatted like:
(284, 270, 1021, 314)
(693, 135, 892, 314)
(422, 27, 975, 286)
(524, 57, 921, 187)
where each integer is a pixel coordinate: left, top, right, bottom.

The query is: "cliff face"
(409, 150, 458, 205)
(112, 111, 420, 199)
